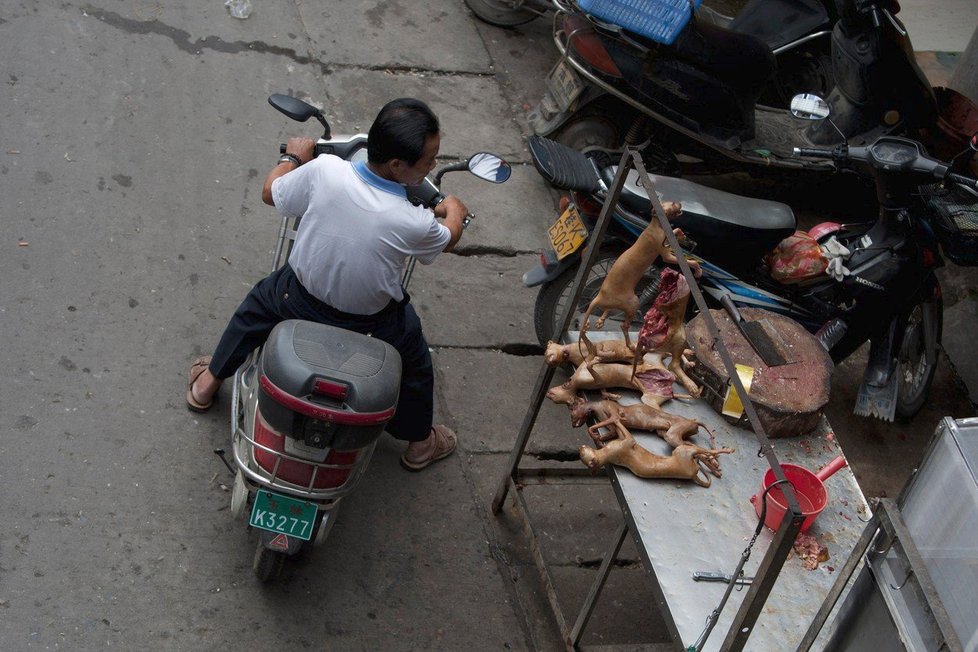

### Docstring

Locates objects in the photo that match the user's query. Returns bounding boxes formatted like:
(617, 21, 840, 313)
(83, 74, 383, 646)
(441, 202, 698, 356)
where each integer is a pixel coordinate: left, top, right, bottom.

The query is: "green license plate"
(249, 489, 318, 541)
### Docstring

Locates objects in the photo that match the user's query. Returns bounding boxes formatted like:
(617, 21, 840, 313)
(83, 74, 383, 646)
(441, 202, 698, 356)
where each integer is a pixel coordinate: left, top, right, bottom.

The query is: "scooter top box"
(577, 0, 704, 45)
(258, 320, 401, 450)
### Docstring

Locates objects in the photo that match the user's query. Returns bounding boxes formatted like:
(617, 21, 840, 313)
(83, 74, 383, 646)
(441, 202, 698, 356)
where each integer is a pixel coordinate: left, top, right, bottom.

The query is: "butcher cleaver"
(719, 294, 791, 367)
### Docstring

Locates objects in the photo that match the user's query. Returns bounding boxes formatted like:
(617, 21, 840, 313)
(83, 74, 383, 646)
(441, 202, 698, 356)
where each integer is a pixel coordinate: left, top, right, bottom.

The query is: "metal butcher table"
(594, 387, 871, 651)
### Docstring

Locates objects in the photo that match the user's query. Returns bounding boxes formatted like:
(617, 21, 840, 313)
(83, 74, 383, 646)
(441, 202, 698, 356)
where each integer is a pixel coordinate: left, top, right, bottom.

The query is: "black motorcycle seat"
(601, 165, 796, 234)
(622, 15, 776, 96)
(728, 0, 829, 52)
(673, 18, 776, 95)
(527, 135, 602, 193)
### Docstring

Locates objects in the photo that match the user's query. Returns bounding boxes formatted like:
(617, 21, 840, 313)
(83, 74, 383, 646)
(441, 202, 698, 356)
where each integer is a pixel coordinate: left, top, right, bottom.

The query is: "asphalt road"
(2, 2, 976, 650)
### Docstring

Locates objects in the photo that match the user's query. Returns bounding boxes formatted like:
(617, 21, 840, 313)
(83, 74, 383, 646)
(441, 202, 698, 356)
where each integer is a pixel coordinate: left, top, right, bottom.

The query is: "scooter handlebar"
(948, 172, 978, 190)
(793, 146, 836, 159)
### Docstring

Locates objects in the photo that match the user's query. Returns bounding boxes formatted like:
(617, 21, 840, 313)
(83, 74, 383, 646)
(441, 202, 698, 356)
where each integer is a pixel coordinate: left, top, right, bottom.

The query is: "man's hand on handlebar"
(435, 195, 469, 252)
(286, 136, 316, 165)
(262, 136, 316, 205)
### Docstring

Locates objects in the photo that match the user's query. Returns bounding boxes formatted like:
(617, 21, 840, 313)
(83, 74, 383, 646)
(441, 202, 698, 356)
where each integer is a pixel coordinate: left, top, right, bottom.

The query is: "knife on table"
(692, 570, 754, 586)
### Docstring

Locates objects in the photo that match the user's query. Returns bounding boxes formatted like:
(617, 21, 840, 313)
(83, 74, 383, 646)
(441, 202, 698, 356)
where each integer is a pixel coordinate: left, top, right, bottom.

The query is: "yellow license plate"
(547, 205, 588, 260)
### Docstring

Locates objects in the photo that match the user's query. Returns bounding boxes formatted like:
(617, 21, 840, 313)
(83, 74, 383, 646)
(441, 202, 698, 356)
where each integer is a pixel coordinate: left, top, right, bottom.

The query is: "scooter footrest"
(527, 135, 602, 193)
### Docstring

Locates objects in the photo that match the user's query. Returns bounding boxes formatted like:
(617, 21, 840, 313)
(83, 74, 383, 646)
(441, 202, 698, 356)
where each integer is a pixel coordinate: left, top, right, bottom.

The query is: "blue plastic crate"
(577, 0, 704, 45)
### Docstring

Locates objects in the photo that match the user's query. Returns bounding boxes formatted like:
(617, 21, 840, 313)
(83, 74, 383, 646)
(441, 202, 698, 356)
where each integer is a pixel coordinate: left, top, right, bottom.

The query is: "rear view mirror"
(467, 152, 512, 183)
(790, 94, 831, 121)
(268, 94, 331, 138)
(970, 132, 978, 151)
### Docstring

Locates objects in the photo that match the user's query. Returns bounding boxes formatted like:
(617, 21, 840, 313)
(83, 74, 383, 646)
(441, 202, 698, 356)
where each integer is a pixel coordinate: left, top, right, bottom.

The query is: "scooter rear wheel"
(253, 539, 286, 582)
(463, 0, 537, 27)
(534, 247, 662, 347)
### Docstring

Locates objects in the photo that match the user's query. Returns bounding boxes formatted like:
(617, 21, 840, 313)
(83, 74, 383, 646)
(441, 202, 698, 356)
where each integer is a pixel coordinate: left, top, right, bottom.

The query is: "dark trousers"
(209, 264, 433, 442)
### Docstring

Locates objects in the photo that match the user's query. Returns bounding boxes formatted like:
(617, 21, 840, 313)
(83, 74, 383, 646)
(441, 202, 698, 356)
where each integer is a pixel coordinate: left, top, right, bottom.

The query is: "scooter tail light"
(312, 377, 348, 400)
(571, 191, 603, 216)
(561, 15, 622, 78)
(921, 247, 936, 267)
(253, 408, 359, 489)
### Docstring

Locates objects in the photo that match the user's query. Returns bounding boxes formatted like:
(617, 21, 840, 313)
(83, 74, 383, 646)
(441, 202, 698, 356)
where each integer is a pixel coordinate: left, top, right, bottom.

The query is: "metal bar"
(508, 478, 573, 642)
(516, 466, 610, 485)
(630, 151, 804, 651)
(492, 149, 634, 514)
(876, 499, 965, 652)
(272, 214, 290, 272)
(401, 255, 417, 288)
(796, 512, 881, 651)
(606, 468, 685, 647)
(720, 510, 804, 650)
(569, 520, 629, 649)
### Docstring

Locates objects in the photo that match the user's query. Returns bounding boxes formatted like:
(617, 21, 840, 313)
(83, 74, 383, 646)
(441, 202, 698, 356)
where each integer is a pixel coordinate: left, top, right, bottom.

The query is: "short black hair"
(367, 98, 440, 166)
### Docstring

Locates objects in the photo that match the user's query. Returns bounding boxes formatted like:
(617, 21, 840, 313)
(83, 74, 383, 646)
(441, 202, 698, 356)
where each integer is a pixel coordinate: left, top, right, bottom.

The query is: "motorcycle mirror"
(467, 152, 512, 183)
(790, 93, 831, 121)
(970, 132, 978, 151)
(268, 94, 331, 139)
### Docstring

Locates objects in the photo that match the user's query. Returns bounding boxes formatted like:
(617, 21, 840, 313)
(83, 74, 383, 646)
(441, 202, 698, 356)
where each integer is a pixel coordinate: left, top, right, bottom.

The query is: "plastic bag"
(766, 231, 828, 283)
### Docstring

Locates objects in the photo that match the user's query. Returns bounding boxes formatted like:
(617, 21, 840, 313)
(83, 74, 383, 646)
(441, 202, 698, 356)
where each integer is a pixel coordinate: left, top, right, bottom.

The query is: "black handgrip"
(948, 172, 978, 189)
(280, 143, 286, 154)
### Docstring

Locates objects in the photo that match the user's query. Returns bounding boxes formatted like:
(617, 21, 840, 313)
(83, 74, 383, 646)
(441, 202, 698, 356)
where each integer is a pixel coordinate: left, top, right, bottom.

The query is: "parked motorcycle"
(480, 0, 837, 110)
(219, 94, 511, 581)
(525, 94, 978, 421)
(529, 0, 938, 178)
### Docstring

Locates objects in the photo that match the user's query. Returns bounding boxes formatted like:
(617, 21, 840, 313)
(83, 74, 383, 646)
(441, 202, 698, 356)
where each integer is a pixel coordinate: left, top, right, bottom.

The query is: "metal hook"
(890, 569, 914, 591)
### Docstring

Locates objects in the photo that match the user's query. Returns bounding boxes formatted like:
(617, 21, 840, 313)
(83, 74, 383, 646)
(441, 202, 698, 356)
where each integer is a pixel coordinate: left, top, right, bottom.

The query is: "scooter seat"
(621, 15, 776, 97)
(527, 135, 602, 193)
(728, 0, 829, 52)
(603, 166, 794, 230)
(602, 165, 796, 270)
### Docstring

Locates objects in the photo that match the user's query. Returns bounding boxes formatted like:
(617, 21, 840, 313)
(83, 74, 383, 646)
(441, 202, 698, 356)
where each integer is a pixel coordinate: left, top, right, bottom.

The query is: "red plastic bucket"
(749, 455, 847, 532)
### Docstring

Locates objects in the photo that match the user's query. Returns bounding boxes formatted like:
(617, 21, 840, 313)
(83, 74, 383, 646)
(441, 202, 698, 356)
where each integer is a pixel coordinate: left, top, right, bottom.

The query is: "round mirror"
(467, 152, 512, 183)
(970, 132, 978, 151)
(790, 93, 831, 121)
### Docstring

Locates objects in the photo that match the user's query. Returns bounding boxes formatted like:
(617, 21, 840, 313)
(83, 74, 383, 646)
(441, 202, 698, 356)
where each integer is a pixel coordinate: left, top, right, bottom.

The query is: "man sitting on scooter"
(186, 97, 468, 471)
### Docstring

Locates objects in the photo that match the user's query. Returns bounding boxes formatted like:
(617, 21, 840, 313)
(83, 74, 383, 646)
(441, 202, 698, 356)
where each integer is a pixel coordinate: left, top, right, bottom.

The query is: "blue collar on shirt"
(353, 160, 407, 198)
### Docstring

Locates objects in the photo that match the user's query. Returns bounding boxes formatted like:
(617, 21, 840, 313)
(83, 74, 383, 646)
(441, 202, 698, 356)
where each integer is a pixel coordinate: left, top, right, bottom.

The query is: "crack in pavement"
(451, 245, 537, 257)
(81, 6, 497, 79)
(431, 343, 543, 356)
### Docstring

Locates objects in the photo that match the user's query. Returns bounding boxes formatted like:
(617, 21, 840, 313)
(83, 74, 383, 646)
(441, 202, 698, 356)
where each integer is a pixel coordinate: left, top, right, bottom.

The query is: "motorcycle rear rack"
(231, 355, 375, 502)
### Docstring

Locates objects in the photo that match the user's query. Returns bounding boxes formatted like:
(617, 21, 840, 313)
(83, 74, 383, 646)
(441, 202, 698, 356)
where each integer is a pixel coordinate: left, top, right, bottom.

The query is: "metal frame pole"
(491, 149, 634, 514)
(629, 151, 805, 651)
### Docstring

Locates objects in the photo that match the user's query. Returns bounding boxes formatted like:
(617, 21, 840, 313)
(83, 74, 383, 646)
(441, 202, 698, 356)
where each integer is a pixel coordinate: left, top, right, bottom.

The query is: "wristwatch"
(278, 152, 301, 167)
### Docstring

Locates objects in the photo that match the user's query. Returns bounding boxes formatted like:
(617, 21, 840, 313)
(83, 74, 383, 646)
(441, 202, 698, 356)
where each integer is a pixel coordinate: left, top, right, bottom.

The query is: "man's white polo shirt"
(271, 155, 450, 315)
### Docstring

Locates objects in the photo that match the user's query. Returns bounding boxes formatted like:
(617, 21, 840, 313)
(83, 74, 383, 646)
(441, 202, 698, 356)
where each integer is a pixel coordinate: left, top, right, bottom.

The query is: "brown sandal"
(400, 425, 457, 471)
(186, 356, 214, 413)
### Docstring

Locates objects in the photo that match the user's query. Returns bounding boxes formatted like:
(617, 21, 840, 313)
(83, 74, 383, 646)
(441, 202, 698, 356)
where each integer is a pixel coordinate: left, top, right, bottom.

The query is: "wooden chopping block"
(686, 308, 832, 438)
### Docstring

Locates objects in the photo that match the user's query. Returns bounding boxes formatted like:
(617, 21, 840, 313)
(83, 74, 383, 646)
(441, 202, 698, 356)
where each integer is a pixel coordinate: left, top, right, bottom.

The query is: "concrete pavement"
(1, 1, 976, 650)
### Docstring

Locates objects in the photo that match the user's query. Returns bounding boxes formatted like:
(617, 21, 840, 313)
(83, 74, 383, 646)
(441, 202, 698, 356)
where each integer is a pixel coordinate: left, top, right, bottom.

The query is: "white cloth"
(272, 156, 450, 314)
(820, 236, 852, 282)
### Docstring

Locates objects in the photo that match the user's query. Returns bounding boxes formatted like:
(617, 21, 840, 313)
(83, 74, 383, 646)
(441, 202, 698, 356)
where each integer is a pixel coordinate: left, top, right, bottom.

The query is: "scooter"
(529, 0, 938, 178)
(477, 0, 837, 109)
(217, 94, 511, 581)
(525, 94, 978, 421)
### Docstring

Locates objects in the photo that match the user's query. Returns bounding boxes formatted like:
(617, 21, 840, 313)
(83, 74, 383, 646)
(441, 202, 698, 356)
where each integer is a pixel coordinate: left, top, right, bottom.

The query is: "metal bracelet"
(278, 153, 301, 167)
